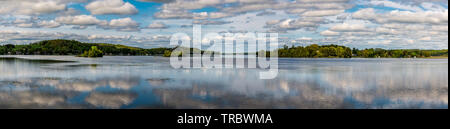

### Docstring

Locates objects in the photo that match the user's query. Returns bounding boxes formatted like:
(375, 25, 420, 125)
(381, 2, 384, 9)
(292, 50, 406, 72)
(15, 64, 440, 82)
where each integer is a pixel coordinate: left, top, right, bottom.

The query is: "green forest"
(277, 44, 353, 58)
(0, 39, 172, 56)
(0, 39, 447, 58)
(276, 44, 448, 58)
(351, 48, 448, 58)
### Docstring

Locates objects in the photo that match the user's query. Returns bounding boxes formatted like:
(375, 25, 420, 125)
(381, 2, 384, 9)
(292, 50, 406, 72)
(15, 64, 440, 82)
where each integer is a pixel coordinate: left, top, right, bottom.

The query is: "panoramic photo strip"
(0, 0, 448, 128)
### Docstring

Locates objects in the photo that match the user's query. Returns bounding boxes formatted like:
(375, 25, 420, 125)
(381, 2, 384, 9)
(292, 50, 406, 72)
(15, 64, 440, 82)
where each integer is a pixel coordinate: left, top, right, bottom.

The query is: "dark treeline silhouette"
(0, 39, 172, 56)
(276, 44, 448, 58)
(1, 40, 448, 58)
(351, 48, 448, 58)
(278, 44, 353, 58)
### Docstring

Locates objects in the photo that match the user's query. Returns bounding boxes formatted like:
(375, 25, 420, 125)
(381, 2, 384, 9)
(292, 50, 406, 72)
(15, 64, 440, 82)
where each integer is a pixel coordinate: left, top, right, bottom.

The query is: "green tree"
(163, 50, 172, 57)
(79, 46, 103, 58)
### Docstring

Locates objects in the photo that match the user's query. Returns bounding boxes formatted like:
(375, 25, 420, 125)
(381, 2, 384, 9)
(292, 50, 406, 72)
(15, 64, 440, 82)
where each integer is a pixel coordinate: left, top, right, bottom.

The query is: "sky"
(0, 0, 448, 49)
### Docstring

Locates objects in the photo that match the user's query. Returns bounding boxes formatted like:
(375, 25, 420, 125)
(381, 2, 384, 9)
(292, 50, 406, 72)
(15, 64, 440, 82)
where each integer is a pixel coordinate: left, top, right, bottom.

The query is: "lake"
(0, 56, 448, 109)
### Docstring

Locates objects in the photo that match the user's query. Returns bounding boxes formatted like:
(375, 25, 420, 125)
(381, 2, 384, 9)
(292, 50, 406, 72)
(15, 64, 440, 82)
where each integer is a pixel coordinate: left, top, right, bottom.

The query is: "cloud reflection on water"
(0, 56, 448, 109)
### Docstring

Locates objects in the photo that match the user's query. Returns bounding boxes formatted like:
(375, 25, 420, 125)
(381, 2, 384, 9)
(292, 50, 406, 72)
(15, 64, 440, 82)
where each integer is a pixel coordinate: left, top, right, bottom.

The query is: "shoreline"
(1, 55, 448, 59)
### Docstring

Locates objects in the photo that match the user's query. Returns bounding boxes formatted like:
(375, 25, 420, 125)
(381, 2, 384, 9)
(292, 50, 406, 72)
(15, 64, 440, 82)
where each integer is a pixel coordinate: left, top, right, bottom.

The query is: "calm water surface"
(0, 56, 448, 109)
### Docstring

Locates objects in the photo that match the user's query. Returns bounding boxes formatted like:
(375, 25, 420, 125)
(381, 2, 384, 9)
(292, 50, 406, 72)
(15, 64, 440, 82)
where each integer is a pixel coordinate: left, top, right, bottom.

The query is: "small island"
(0, 39, 448, 58)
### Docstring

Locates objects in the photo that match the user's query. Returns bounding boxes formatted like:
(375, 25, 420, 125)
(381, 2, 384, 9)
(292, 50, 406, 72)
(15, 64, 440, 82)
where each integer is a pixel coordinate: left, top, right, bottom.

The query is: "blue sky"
(0, 0, 448, 49)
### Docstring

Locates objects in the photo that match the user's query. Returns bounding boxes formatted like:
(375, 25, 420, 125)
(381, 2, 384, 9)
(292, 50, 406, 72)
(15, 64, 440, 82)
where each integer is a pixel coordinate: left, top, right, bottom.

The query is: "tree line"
(1, 40, 447, 58)
(351, 48, 448, 58)
(0, 39, 172, 56)
(277, 44, 353, 58)
(276, 44, 447, 58)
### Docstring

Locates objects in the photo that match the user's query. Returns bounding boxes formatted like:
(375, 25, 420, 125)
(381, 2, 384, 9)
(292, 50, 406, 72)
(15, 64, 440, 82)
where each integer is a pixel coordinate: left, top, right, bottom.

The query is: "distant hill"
(0, 39, 172, 56)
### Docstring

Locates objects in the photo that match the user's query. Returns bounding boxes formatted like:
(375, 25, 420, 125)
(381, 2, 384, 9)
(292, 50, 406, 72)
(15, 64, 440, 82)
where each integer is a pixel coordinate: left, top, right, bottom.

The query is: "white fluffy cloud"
(369, 0, 425, 12)
(105, 17, 140, 31)
(55, 15, 140, 31)
(153, 0, 352, 19)
(301, 10, 345, 17)
(154, 10, 193, 19)
(375, 27, 400, 35)
(147, 22, 169, 29)
(56, 15, 106, 26)
(0, 0, 448, 49)
(329, 23, 368, 32)
(85, 0, 138, 15)
(319, 3, 449, 49)
(0, 0, 85, 15)
(352, 8, 448, 24)
(8, 17, 61, 28)
(37, 20, 62, 28)
(0, 30, 171, 46)
(193, 12, 231, 20)
(266, 17, 324, 33)
(320, 30, 341, 36)
(108, 18, 138, 27)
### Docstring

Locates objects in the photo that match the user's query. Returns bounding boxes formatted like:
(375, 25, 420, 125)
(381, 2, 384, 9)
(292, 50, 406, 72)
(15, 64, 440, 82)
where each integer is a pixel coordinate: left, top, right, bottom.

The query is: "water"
(0, 55, 448, 109)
